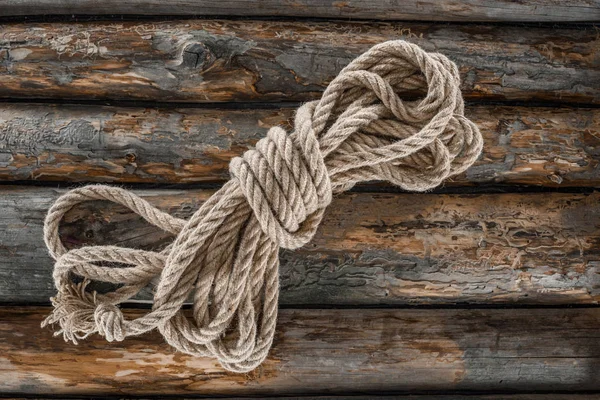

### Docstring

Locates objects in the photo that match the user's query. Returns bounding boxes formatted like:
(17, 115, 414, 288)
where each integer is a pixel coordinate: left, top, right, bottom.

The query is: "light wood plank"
(0, 20, 598, 104)
(1, 306, 600, 395)
(2, 186, 600, 305)
(0, 104, 598, 187)
(2, 0, 599, 22)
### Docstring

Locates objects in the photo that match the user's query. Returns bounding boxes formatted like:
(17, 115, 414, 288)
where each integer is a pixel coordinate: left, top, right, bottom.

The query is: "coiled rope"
(42, 40, 483, 372)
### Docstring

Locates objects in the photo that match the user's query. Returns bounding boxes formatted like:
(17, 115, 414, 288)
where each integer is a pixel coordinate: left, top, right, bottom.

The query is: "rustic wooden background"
(1, 0, 600, 398)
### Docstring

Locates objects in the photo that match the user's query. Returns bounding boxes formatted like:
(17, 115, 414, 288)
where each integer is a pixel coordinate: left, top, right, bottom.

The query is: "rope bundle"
(42, 40, 482, 372)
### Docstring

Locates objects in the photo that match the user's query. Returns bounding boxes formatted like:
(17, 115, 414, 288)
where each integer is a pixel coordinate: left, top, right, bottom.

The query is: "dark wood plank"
(0, 20, 598, 104)
(2, 0, 599, 21)
(2, 186, 600, 305)
(1, 306, 600, 395)
(1, 104, 599, 187)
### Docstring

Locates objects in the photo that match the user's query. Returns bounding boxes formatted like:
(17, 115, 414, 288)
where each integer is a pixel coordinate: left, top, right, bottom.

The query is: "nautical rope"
(41, 40, 483, 372)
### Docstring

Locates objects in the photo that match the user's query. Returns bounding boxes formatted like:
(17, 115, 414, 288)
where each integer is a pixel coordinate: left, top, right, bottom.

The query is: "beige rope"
(41, 40, 483, 372)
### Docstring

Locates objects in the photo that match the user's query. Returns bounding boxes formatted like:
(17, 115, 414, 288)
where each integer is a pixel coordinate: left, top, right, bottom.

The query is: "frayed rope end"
(41, 279, 125, 344)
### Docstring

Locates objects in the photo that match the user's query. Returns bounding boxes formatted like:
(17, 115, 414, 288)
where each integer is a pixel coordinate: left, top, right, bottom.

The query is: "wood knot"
(179, 43, 215, 71)
(125, 153, 137, 163)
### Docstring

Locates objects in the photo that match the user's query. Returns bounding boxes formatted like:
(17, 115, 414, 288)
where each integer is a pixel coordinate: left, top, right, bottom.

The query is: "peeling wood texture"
(0, 104, 599, 186)
(0, 20, 598, 104)
(2, 306, 600, 395)
(2, 0, 599, 21)
(2, 186, 600, 305)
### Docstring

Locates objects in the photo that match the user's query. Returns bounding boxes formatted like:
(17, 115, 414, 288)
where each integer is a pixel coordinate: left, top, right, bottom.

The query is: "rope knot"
(229, 126, 332, 249)
(42, 40, 483, 373)
(94, 303, 125, 342)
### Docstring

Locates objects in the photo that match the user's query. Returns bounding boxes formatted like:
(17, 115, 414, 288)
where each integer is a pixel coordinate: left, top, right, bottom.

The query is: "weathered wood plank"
(2, 0, 599, 22)
(2, 186, 600, 305)
(1, 104, 599, 187)
(0, 20, 598, 104)
(2, 306, 600, 394)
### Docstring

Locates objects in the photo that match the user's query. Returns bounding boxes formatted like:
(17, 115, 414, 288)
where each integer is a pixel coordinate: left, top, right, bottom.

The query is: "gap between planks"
(3, 396, 600, 400)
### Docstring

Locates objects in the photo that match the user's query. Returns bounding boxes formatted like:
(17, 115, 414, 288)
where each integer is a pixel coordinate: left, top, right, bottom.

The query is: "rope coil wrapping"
(42, 40, 483, 372)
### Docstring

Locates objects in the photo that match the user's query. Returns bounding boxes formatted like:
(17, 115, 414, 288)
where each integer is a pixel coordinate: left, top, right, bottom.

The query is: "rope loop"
(41, 40, 483, 372)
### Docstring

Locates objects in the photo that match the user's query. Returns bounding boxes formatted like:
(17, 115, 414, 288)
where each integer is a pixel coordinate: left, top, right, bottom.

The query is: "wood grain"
(1, 104, 599, 187)
(3, 0, 599, 21)
(0, 20, 598, 104)
(2, 186, 600, 305)
(1, 104, 599, 186)
(2, 306, 600, 395)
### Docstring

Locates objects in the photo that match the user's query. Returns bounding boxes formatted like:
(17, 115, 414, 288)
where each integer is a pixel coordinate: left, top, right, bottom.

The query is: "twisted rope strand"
(41, 40, 483, 372)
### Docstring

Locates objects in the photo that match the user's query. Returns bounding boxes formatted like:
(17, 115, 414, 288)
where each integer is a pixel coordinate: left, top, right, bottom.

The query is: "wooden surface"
(3, 0, 599, 21)
(2, 186, 600, 305)
(0, 20, 598, 104)
(1, 1, 600, 397)
(0, 104, 599, 186)
(2, 306, 600, 395)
